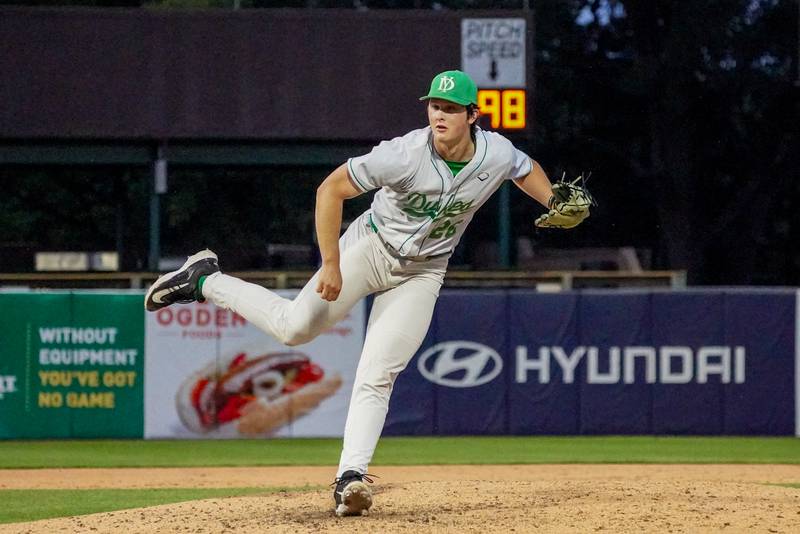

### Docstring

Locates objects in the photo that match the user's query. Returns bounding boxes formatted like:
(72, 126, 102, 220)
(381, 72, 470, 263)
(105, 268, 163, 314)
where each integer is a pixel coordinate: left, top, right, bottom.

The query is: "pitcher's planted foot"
(333, 471, 374, 517)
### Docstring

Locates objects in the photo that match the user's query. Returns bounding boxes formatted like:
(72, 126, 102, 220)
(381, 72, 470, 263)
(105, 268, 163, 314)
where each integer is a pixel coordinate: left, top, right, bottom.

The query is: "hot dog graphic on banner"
(144, 292, 365, 438)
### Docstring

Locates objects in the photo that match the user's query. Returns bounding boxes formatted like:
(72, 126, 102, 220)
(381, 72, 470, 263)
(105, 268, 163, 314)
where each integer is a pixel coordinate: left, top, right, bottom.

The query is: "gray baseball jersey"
(347, 126, 532, 259)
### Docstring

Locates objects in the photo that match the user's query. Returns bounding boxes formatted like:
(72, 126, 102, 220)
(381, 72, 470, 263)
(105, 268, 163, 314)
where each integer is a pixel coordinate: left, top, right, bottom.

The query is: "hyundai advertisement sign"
(384, 290, 798, 436)
(418, 342, 504, 388)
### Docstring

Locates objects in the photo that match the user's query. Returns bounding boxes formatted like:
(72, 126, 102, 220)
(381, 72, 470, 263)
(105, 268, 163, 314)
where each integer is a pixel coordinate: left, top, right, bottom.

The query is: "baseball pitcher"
(145, 70, 593, 517)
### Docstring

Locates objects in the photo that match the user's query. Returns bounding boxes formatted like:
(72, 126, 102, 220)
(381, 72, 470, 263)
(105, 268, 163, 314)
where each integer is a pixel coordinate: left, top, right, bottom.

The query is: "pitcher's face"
(427, 99, 474, 145)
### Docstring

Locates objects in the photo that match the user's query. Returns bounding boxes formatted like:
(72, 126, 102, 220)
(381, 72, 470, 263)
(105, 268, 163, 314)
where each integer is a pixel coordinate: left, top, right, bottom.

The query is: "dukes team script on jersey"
(348, 126, 532, 258)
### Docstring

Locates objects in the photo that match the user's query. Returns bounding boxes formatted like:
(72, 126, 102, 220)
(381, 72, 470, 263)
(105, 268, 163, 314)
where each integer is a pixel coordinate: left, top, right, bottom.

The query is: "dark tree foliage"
(0, 167, 149, 270)
(530, 0, 798, 284)
(160, 166, 369, 268)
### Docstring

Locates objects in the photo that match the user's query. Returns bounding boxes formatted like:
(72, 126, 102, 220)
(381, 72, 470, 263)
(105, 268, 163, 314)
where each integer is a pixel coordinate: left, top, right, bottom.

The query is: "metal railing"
(0, 270, 686, 291)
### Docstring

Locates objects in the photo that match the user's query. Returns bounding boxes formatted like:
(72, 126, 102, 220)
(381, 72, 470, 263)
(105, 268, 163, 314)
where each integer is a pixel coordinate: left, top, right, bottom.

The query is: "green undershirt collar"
(444, 159, 469, 176)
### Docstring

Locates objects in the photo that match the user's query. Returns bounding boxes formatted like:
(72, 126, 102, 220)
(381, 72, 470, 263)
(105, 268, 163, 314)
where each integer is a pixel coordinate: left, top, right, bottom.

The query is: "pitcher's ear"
(468, 104, 480, 124)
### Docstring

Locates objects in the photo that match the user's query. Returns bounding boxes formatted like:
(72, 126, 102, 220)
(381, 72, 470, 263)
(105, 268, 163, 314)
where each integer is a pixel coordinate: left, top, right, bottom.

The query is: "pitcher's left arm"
(512, 159, 554, 209)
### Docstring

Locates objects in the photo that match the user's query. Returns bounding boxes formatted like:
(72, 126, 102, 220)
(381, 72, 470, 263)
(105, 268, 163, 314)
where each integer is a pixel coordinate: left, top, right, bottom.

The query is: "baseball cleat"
(333, 470, 374, 517)
(144, 249, 219, 312)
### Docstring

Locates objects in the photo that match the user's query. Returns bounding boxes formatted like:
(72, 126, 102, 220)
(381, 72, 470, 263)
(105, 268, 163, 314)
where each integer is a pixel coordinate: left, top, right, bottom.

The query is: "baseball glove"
(534, 173, 596, 229)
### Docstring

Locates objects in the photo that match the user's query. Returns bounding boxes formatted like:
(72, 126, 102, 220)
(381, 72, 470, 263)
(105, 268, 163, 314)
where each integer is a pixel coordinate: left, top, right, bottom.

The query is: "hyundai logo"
(417, 341, 502, 388)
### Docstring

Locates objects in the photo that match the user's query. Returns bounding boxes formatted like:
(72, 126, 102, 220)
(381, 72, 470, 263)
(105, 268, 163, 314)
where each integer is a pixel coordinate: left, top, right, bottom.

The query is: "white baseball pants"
(202, 213, 447, 475)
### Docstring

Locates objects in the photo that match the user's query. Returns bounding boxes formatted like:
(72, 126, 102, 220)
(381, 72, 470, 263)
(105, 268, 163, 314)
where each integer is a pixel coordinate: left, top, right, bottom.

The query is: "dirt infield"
(2, 465, 799, 533)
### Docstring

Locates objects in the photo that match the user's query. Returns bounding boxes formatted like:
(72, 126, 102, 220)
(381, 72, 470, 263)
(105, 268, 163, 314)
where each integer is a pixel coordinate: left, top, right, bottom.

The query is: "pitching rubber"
(335, 480, 372, 517)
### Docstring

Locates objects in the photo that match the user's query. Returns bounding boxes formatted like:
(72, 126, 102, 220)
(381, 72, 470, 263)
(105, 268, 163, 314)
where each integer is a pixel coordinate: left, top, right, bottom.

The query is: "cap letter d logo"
(438, 76, 455, 92)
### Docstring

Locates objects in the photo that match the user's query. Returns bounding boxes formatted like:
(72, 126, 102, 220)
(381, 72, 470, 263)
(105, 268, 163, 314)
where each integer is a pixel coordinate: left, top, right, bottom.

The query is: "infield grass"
(0, 436, 798, 468)
(0, 486, 316, 524)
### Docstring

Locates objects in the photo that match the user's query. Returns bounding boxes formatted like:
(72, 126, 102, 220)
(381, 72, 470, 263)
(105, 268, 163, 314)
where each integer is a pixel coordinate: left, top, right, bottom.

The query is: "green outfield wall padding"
(0, 293, 144, 438)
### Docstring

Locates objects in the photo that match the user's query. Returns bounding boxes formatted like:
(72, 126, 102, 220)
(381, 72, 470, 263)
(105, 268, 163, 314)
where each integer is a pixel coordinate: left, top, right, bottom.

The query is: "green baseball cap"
(419, 70, 478, 106)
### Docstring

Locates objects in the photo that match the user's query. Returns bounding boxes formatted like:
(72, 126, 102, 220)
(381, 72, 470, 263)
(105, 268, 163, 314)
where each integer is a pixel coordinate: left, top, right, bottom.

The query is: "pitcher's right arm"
(314, 164, 363, 301)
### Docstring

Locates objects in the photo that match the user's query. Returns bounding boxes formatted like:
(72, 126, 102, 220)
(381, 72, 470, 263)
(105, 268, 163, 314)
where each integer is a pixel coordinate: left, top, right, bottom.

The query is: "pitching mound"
(2, 465, 799, 533)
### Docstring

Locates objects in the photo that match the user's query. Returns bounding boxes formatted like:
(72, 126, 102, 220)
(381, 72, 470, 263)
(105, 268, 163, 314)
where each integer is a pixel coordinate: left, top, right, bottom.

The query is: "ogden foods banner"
(0, 291, 364, 439)
(384, 290, 799, 436)
(144, 292, 365, 438)
(0, 293, 144, 438)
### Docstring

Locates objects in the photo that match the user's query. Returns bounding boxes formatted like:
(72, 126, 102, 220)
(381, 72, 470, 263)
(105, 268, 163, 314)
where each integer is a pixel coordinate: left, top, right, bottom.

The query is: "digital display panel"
(477, 89, 526, 130)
